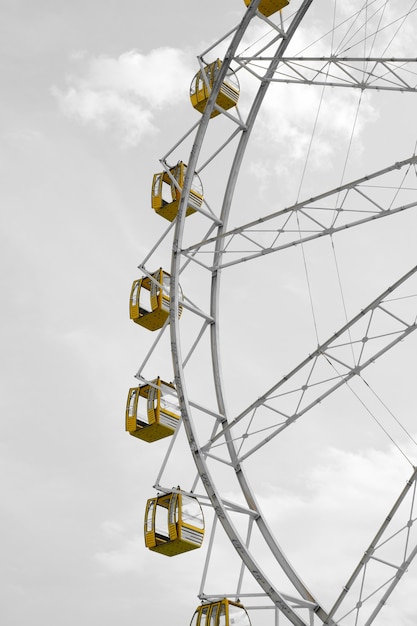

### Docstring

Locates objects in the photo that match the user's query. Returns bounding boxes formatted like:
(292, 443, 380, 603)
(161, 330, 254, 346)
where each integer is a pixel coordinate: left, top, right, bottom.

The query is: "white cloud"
(237, 78, 379, 206)
(95, 536, 144, 574)
(6, 128, 45, 148)
(95, 520, 144, 574)
(254, 441, 417, 619)
(256, 85, 376, 163)
(52, 48, 193, 146)
(52, 85, 157, 146)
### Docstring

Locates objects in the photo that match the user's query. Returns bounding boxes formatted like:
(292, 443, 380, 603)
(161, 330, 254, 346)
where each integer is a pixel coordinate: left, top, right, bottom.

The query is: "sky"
(2, 1, 417, 626)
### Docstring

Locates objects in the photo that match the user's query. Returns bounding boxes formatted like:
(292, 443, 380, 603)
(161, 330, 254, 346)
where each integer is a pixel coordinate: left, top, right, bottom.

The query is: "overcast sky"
(2, 1, 417, 626)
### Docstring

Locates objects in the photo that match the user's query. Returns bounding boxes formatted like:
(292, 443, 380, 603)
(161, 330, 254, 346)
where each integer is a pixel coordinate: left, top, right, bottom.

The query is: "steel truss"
(136, 2, 417, 625)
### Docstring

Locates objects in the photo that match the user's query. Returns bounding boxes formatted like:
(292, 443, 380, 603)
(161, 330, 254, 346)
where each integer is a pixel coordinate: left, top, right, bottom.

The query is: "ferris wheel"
(127, 1, 417, 625)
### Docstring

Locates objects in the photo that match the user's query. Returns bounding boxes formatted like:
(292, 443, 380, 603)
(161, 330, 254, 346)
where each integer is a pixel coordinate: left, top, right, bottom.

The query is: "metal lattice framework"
(135, 1, 417, 625)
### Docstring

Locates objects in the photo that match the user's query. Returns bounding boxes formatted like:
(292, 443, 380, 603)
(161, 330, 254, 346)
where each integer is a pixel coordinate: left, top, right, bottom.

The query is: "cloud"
(237, 79, 378, 205)
(52, 48, 193, 146)
(95, 536, 144, 574)
(52, 85, 157, 146)
(6, 128, 44, 146)
(257, 85, 375, 162)
(254, 440, 417, 618)
(95, 521, 144, 574)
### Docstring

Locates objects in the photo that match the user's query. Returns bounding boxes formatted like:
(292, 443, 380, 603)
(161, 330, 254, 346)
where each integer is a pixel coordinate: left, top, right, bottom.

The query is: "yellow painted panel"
(125, 416, 137, 432)
(190, 60, 239, 118)
(244, 0, 289, 16)
(133, 308, 169, 331)
(128, 422, 175, 442)
(148, 538, 201, 557)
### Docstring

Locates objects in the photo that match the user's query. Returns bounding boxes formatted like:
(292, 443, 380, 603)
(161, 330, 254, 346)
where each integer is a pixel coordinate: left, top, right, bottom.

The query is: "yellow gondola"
(190, 59, 240, 118)
(244, 0, 289, 17)
(144, 491, 204, 556)
(125, 378, 180, 442)
(129, 268, 183, 331)
(190, 599, 252, 626)
(151, 161, 204, 222)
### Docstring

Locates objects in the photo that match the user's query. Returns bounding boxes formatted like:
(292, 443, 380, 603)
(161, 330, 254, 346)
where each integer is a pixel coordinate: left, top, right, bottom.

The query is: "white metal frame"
(136, 2, 417, 624)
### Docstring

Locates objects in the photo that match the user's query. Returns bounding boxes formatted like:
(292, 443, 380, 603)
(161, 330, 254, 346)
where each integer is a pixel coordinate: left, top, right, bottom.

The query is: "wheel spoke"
(203, 265, 417, 462)
(236, 57, 417, 91)
(181, 156, 417, 271)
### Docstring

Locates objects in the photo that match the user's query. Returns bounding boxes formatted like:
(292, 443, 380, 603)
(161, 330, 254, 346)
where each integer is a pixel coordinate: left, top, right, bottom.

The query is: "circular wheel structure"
(134, 1, 417, 624)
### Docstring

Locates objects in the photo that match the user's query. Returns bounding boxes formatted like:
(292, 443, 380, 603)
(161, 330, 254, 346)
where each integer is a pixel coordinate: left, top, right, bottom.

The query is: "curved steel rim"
(169, 2, 325, 625)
